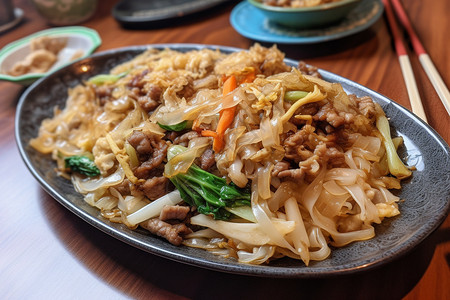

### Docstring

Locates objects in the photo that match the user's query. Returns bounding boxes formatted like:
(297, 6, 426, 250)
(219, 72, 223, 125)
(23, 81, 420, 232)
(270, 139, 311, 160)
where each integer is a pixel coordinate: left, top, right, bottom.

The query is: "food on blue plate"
(30, 44, 411, 265)
(261, 0, 343, 7)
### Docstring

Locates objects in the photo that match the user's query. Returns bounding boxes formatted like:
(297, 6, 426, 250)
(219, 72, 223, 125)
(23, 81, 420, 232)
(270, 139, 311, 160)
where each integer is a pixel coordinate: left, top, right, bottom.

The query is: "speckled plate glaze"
(16, 44, 450, 278)
(230, 0, 383, 44)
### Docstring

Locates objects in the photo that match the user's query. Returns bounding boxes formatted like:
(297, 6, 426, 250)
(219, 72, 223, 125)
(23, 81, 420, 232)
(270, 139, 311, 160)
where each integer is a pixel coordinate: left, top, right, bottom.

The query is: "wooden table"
(1, 1, 448, 299)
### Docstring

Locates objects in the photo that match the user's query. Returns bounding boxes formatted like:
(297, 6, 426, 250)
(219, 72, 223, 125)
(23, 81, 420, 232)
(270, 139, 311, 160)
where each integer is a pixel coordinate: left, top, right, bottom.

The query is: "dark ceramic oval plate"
(112, 0, 232, 28)
(15, 44, 450, 278)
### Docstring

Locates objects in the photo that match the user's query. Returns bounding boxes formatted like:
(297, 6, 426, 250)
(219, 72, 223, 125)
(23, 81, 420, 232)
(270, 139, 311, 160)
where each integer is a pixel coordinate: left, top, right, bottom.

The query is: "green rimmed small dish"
(0, 26, 101, 86)
(247, 0, 362, 29)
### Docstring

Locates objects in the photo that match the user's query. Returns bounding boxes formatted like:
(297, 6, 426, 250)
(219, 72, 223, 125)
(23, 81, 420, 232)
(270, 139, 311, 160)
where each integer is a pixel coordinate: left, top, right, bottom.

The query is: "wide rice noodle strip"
(228, 157, 248, 188)
(266, 68, 312, 89)
(109, 100, 148, 141)
(223, 126, 246, 162)
(352, 135, 382, 155)
(307, 227, 331, 261)
(284, 197, 310, 264)
(113, 189, 147, 215)
(236, 130, 262, 152)
(237, 245, 276, 264)
(30, 86, 97, 154)
(268, 181, 301, 211)
(315, 188, 350, 219)
(151, 88, 245, 126)
(378, 186, 401, 204)
(260, 117, 275, 148)
(220, 126, 248, 187)
(190, 214, 295, 246)
(301, 167, 375, 246)
(344, 184, 381, 224)
(256, 164, 273, 200)
(323, 180, 348, 195)
(250, 175, 302, 258)
(72, 166, 125, 193)
(325, 168, 366, 185)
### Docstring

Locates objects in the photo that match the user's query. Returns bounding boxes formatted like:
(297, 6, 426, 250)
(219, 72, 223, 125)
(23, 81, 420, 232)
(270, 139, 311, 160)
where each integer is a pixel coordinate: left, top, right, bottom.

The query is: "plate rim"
(15, 43, 450, 278)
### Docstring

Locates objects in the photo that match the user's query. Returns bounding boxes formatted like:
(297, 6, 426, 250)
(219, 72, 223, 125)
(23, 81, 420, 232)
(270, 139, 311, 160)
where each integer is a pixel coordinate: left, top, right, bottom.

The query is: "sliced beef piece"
(354, 95, 376, 119)
(133, 152, 167, 179)
(140, 218, 192, 246)
(94, 85, 114, 105)
(112, 178, 131, 195)
(127, 69, 149, 89)
(137, 84, 162, 113)
(176, 76, 196, 100)
(283, 125, 316, 162)
(199, 148, 215, 171)
(272, 160, 290, 177)
(313, 143, 345, 167)
(314, 102, 347, 128)
(173, 131, 200, 147)
(164, 131, 179, 142)
(127, 130, 168, 178)
(278, 167, 307, 180)
(127, 70, 162, 113)
(298, 61, 321, 78)
(128, 130, 153, 157)
(138, 176, 169, 200)
(160, 205, 190, 221)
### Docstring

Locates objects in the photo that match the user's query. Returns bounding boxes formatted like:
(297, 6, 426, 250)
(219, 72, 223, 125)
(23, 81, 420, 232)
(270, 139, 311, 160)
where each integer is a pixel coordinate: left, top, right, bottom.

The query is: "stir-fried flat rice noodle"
(30, 44, 412, 265)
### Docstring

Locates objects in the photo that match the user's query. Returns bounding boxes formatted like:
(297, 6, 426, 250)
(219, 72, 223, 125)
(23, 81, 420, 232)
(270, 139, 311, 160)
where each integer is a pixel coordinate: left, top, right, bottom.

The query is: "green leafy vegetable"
(158, 120, 192, 132)
(284, 90, 309, 103)
(167, 146, 251, 220)
(88, 71, 128, 85)
(64, 155, 101, 177)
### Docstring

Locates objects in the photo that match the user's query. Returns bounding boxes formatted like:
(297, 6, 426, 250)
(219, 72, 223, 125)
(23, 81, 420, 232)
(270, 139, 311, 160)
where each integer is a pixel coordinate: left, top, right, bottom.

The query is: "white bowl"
(0, 26, 101, 85)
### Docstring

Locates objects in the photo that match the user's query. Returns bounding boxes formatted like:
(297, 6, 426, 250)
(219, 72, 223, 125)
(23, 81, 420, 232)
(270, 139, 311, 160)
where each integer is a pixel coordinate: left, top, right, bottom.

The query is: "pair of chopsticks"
(382, 0, 450, 123)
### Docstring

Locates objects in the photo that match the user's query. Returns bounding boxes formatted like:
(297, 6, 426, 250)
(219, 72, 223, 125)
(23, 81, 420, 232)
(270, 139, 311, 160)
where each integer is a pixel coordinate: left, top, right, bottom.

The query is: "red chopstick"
(382, 0, 427, 122)
(390, 0, 450, 118)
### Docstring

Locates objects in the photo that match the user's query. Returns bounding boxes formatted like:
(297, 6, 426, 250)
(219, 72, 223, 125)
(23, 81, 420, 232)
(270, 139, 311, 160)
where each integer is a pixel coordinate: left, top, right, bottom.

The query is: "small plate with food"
(0, 26, 101, 85)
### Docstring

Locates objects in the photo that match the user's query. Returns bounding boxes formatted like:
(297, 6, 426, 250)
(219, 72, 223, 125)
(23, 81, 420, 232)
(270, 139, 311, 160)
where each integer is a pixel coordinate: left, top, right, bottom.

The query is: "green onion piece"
(88, 71, 128, 85)
(284, 90, 309, 102)
(158, 120, 192, 132)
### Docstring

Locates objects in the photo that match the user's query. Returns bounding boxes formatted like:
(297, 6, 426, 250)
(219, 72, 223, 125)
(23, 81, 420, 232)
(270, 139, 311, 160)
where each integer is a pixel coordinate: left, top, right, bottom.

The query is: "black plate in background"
(112, 0, 233, 28)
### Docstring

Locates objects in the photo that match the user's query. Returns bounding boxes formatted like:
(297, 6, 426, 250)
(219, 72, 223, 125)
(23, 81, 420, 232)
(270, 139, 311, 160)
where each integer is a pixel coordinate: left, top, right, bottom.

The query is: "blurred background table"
(0, 0, 448, 299)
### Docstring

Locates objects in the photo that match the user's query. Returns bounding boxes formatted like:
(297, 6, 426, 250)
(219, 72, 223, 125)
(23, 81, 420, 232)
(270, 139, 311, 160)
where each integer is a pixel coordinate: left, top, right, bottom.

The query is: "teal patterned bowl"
(247, 0, 362, 29)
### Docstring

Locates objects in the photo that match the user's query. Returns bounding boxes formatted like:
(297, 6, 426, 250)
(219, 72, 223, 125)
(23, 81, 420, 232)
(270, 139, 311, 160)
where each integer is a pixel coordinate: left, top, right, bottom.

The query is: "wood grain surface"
(0, 1, 448, 299)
